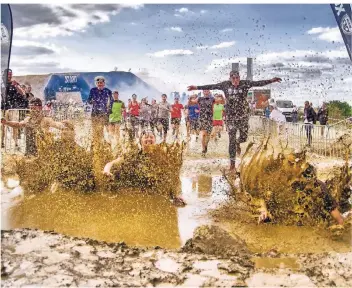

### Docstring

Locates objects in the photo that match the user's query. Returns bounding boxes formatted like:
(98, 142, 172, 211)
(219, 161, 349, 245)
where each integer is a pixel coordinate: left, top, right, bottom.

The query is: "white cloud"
(210, 41, 236, 49)
(176, 7, 189, 13)
(130, 22, 137, 25)
(220, 28, 233, 33)
(147, 49, 193, 58)
(174, 13, 182, 17)
(196, 41, 236, 51)
(307, 27, 343, 43)
(200, 10, 207, 14)
(168, 27, 183, 33)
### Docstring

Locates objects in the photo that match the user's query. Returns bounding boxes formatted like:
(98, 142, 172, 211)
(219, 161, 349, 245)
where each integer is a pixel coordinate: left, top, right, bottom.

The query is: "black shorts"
(140, 119, 150, 129)
(189, 118, 199, 131)
(130, 115, 139, 127)
(171, 118, 181, 125)
(199, 118, 213, 134)
(158, 118, 169, 133)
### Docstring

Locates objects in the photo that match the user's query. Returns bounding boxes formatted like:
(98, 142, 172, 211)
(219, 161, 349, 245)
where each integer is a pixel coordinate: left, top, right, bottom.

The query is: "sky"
(9, 3, 352, 106)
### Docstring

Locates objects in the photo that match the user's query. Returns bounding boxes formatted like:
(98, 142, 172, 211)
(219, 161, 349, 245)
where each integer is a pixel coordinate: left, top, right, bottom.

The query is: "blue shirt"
(87, 87, 113, 116)
(188, 104, 199, 120)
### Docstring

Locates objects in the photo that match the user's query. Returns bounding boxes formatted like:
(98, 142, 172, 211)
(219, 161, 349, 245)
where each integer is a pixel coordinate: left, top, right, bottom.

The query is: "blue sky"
(10, 4, 352, 106)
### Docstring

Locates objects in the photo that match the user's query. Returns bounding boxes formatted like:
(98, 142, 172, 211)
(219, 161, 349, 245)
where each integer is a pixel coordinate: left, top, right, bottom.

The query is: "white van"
(269, 99, 294, 122)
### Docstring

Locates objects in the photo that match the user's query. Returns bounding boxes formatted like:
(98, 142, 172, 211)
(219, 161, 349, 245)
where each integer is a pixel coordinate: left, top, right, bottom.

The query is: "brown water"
(2, 166, 351, 253)
(1, 174, 229, 249)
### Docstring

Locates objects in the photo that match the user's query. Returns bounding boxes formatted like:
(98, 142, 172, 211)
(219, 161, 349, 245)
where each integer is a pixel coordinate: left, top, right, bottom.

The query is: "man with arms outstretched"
(188, 71, 281, 171)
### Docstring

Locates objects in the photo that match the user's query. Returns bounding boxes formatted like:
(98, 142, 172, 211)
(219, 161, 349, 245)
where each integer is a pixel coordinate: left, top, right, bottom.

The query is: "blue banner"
(1, 4, 13, 108)
(331, 4, 352, 61)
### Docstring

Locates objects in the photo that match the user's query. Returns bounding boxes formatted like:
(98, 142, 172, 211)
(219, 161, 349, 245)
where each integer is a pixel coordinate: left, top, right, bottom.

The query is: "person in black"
(317, 102, 328, 137)
(303, 101, 316, 146)
(194, 90, 214, 156)
(25, 84, 34, 102)
(1, 70, 26, 148)
(188, 71, 281, 171)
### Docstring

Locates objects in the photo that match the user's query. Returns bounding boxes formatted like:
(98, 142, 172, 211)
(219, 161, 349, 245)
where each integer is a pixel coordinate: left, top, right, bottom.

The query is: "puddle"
(1, 172, 230, 249)
(253, 257, 300, 270)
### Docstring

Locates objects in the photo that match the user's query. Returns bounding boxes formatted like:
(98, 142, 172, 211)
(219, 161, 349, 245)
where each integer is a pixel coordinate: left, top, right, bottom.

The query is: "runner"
(184, 102, 191, 139)
(139, 98, 152, 132)
(108, 91, 125, 143)
(128, 94, 140, 139)
(187, 95, 200, 142)
(157, 94, 171, 142)
(194, 90, 215, 157)
(188, 71, 281, 170)
(171, 95, 184, 140)
(87, 76, 113, 149)
(150, 99, 159, 134)
(211, 94, 225, 141)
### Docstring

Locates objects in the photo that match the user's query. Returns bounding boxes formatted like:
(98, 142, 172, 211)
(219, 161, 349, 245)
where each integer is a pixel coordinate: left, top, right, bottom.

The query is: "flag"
(1, 4, 13, 108)
(331, 4, 352, 61)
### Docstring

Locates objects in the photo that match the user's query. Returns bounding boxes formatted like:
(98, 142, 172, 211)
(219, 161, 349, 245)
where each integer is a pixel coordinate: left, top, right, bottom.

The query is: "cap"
(94, 76, 105, 82)
(132, 94, 137, 98)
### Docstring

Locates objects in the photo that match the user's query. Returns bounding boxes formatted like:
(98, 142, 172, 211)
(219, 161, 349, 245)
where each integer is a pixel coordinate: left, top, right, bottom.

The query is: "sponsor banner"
(1, 4, 13, 108)
(331, 4, 352, 61)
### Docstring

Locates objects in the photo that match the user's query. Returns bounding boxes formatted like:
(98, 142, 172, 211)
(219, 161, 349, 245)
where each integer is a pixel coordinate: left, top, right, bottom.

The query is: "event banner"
(331, 4, 352, 61)
(1, 4, 13, 107)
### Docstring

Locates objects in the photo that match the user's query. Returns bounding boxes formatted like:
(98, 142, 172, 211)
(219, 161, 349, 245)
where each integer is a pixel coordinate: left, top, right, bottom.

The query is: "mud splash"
(12, 130, 184, 197)
(237, 137, 351, 226)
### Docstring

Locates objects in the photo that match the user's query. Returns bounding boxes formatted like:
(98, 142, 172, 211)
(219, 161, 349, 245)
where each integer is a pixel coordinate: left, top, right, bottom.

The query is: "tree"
(327, 100, 352, 120)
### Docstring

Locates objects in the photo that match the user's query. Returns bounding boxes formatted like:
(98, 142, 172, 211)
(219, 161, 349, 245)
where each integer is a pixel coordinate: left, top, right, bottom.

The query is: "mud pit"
(1, 127, 352, 286)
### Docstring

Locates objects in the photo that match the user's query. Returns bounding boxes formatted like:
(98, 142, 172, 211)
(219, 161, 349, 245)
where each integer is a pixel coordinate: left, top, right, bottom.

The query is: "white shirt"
(270, 109, 286, 123)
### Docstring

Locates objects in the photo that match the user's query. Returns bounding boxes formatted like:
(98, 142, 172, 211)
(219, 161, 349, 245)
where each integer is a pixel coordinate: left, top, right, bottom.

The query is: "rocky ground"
(2, 226, 352, 287)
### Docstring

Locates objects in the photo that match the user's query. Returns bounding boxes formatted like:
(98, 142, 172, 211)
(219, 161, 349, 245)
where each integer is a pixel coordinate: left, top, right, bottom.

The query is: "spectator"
(25, 84, 34, 101)
(269, 103, 286, 136)
(317, 102, 328, 137)
(87, 76, 113, 148)
(292, 105, 298, 123)
(2, 70, 27, 149)
(304, 101, 315, 146)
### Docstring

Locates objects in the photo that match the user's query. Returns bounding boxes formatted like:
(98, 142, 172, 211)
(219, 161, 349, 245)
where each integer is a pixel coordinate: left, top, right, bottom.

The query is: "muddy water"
(2, 162, 351, 254)
(1, 174, 229, 249)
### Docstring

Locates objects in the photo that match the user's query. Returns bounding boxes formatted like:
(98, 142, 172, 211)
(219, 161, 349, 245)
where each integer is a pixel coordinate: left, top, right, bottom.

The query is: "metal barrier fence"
(248, 116, 352, 158)
(1, 110, 351, 158)
(2, 109, 29, 154)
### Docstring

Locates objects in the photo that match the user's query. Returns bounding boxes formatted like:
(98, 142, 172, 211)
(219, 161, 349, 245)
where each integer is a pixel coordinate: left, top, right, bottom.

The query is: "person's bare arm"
(1, 117, 27, 128)
(44, 117, 69, 130)
(103, 156, 124, 176)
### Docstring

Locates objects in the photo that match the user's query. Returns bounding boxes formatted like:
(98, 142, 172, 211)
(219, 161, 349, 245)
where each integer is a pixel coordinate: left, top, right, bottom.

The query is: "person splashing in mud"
(1, 98, 71, 156)
(103, 129, 186, 206)
(188, 71, 282, 171)
(237, 137, 351, 238)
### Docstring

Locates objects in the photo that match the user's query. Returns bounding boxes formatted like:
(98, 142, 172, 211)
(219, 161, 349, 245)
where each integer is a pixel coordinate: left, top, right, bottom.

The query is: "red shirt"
(171, 103, 184, 119)
(129, 102, 140, 116)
